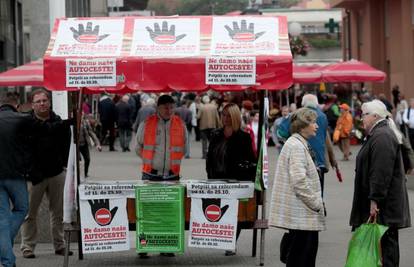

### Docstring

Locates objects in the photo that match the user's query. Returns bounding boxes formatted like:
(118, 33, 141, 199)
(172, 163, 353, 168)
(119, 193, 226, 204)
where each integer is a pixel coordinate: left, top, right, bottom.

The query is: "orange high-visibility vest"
(141, 114, 185, 175)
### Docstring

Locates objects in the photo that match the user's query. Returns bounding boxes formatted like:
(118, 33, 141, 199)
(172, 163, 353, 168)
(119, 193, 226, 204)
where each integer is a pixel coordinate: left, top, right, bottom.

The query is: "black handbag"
(280, 232, 293, 264)
(236, 160, 257, 181)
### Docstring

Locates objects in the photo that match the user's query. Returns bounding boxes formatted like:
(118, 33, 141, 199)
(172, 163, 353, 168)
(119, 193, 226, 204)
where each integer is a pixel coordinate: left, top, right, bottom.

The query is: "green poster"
(135, 184, 185, 253)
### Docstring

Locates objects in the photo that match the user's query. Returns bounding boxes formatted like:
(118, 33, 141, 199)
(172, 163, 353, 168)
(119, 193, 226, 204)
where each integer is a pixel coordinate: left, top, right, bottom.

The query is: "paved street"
(13, 139, 414, 267)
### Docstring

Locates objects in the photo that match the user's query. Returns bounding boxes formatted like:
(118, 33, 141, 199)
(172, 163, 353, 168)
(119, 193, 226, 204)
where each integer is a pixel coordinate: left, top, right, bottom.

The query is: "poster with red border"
(130, 18, 200, 57)
(206, 56, 255, 85)
(51, 19, 124, 57)
(210, 17, 279, 55)
(65, 58, 116, 87)
(79, 197, 130, 254)
(189, 198, 238, 250)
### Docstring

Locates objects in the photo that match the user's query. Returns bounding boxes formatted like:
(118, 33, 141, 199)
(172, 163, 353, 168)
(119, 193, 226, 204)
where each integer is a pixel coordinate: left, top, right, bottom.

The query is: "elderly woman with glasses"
(350, 99, 411, 267)
(206, 103, 256, 256)
(269, 107, 326, 267)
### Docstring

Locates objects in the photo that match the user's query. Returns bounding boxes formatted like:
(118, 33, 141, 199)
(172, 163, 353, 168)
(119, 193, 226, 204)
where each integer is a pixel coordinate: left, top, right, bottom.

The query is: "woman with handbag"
(269, 108, 326, 267)
(206, 103, 256, 256)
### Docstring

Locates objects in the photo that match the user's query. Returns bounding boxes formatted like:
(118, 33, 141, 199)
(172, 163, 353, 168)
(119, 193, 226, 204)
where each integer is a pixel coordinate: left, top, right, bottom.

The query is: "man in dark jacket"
(98, 93, 117, 151)
(20, 89, 72, 259)
(351, 100, 411, 267)
(174, 101, 192, 158)
(0, 92, 31, 267)
(116, 95, 132, 152)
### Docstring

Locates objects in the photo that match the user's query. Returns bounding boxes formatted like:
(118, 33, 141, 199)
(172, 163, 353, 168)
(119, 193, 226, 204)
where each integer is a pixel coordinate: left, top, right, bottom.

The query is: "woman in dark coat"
(350, 100, 411, 267)
(206, 103, 256, 256)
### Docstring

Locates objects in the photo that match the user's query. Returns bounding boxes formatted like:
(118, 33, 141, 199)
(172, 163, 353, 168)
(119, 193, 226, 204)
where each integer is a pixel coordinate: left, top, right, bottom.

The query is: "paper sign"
(80, 198, 130, 253)
(206, 56, 256, 85)
(131, 18, 200, 57)
(78, 183, 135, 200)
(189, 198, 238, 250)
(210, 17, 279, 55)
(51, 19, 124, 57)
(136, 185, 185, 253)
(186, 181, 254, 199)
(66, 58, 116, 87)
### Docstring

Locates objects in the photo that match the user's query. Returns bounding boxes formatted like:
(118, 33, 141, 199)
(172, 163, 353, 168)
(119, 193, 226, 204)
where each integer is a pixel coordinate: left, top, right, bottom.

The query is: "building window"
(412, 0, 414, 24)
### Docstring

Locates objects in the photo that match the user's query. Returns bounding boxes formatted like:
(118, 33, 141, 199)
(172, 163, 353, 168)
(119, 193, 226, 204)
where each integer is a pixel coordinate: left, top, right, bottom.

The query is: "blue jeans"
(0, 178, 28, 267)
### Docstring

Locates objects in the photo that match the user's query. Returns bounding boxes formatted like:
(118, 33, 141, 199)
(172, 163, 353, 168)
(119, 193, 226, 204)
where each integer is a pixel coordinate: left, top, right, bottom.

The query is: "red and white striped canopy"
(293, 64, 323, 84)
(321, 59, 386, 83)
(0, 59, 43, 87)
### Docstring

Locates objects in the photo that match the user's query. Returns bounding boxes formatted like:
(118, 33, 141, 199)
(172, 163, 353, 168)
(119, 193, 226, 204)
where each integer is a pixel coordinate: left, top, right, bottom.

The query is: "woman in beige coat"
(269, 108, 326, 267)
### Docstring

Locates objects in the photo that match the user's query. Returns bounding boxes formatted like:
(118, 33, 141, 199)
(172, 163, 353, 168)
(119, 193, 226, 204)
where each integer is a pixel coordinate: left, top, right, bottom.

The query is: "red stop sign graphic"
(205, 204, 221, 222)
(95, 208, 111, 226)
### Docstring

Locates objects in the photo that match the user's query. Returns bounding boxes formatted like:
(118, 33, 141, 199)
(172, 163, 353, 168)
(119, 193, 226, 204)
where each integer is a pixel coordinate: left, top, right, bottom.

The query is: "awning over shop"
(43, 16, 293, 92)
(0, 60, 43, 87)
(292, 64, 323, 84)
(321, 59, 386, 83)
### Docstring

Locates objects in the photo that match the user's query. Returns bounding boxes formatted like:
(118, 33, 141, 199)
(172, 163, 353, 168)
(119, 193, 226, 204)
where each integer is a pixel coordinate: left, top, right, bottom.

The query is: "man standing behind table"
(136, 95, 188, 181)
(135, 95, 187, 258)
(20, 89, 72, 259)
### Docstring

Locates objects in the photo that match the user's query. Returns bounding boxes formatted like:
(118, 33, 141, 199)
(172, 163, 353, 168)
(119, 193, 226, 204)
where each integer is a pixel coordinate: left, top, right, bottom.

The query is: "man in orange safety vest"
(136, 95, 188, 181)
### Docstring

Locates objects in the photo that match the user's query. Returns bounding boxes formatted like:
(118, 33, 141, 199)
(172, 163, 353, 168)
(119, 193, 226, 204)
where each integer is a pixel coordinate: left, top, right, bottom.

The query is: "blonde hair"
(290, 107, 317, 134)
(222, 103, 241, 132)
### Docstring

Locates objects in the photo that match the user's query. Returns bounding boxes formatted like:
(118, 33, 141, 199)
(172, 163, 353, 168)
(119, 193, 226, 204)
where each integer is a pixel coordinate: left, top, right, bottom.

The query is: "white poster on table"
(210, 17, 279, 55)
(189, 198, 238, 250)
(80, 197, 129, 253)
(51, 19, 124, 57)
(206, 56, 255, 85)
(66, 58, 116, 87)
(186, 181, 254, 199)
(131, 18, 200, 57)
(78, 183, 136, 200)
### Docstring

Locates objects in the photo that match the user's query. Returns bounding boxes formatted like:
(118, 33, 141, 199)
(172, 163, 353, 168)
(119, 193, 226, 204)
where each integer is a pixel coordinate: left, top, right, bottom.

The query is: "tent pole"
(258, 90, 267, 266)
(75, 89, 84, 260)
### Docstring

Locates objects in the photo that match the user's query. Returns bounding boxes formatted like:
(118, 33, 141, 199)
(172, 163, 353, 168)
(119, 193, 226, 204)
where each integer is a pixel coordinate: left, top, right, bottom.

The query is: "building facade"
(0, 0, 24, 72)
(332, 0, 414, 99)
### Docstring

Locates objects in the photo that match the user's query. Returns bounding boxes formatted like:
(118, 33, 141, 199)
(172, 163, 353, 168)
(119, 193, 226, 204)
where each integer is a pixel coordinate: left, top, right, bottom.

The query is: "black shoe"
(224, 250, 236, 256)
(22, 250, 35, 259)
(55, 248, 73, 256)
(160, 253, 175, 257)
(109, 148, 117, 151)
(139, 253, 149, 259)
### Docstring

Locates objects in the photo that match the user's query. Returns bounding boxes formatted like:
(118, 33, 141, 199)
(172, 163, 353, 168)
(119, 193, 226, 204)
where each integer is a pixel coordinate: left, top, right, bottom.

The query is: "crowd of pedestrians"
(0, 86, 412, 266)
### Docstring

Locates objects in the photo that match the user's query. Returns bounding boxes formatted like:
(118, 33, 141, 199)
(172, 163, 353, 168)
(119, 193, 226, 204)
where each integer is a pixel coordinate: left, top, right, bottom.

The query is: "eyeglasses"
(33, 99, 49, 104)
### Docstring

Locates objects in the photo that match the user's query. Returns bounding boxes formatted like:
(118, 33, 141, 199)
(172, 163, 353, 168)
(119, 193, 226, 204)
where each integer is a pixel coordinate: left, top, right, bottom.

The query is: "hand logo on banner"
(139, 233, 147, 246)
(88, 199, 118, 226)
(202, 199, 229, 222)
(70, 22, 110, 43)
(146, 21, 186, 45)
(224, 20, 265, 42)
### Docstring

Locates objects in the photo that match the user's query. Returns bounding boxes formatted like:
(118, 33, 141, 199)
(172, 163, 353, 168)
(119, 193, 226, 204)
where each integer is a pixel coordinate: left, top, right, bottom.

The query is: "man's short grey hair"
(301, 94, 319, 109)
(202, 95, 210, 104)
